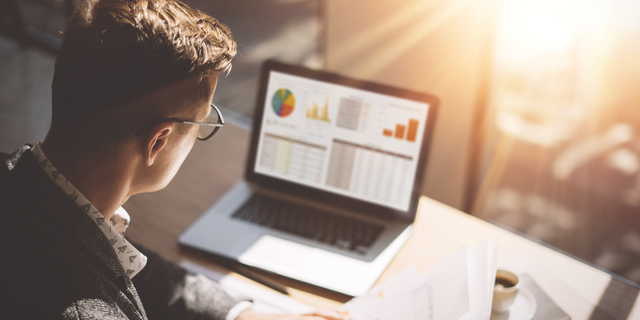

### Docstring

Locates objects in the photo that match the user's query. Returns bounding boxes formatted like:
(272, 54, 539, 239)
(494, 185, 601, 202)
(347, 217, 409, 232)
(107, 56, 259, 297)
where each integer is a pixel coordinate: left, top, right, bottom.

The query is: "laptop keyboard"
(231, 194, 384, 254)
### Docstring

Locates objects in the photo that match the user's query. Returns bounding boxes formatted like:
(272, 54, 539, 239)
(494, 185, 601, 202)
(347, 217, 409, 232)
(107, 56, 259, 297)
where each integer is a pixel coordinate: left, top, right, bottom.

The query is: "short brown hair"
(51, 0, 236, 134)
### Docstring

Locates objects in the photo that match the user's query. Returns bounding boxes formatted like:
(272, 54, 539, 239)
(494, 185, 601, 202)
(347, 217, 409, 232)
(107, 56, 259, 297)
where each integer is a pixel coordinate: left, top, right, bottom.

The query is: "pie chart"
(272, 88, 295, 118)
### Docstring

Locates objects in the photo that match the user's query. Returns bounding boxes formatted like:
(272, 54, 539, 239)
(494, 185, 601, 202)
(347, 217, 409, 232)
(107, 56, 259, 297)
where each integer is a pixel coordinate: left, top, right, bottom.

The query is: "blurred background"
(1, 0, 639, 289)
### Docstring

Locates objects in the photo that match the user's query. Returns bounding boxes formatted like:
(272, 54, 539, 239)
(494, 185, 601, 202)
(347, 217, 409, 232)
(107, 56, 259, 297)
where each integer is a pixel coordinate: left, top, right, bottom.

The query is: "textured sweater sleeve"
(130, 240, 249, 320)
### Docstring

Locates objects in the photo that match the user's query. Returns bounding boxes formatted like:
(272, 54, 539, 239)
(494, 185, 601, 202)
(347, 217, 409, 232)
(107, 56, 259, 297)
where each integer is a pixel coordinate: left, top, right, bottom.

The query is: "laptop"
(178, 60, 439, 296)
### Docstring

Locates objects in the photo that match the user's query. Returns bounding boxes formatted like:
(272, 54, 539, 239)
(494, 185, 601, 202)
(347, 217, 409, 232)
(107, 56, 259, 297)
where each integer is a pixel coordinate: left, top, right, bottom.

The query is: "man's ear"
(143, 122, 173, 166)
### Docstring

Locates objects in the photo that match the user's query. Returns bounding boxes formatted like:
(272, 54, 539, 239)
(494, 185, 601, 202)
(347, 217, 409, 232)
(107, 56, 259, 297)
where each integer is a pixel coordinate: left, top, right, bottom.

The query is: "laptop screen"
(252, 68, 433, 213)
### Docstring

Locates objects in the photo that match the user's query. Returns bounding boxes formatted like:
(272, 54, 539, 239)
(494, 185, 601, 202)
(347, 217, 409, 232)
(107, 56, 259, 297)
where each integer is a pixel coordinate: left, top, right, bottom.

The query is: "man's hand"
(236, 309, 353, 320)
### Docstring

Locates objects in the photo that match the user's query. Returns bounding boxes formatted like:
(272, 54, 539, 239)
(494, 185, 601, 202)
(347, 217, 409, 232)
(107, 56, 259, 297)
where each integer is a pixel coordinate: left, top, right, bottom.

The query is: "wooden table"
(124, 123, 640, 320)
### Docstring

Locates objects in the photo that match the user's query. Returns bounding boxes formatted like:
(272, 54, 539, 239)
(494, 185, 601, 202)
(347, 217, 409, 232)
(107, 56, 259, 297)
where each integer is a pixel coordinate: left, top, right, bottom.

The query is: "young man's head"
(43, 0, 236, 194)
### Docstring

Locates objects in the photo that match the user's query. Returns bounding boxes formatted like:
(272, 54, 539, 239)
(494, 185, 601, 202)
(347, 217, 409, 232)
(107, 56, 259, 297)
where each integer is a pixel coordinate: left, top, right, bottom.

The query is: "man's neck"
(40, 137, 134, 221)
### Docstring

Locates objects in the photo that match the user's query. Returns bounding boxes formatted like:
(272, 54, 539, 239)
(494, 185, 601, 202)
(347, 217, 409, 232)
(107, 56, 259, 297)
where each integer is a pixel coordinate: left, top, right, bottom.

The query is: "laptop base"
(178, 180, 413, 297)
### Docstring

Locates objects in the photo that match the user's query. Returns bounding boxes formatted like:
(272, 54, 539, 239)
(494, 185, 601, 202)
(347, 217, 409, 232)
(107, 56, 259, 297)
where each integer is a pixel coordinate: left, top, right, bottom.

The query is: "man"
(0, 0, 350, 319)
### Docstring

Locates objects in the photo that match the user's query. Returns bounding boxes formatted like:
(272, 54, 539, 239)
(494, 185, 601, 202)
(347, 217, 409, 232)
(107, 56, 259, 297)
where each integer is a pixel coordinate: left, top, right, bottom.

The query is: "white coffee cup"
(492, 269, 521, 313)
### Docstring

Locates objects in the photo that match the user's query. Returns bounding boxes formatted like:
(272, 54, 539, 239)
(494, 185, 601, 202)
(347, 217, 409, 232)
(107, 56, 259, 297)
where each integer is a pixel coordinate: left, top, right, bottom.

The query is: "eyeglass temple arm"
(180, 121, 224, 127)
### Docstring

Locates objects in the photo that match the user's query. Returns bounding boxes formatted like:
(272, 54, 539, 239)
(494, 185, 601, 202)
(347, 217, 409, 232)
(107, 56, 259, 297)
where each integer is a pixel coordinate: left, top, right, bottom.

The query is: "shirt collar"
(30, 142, 147, 278)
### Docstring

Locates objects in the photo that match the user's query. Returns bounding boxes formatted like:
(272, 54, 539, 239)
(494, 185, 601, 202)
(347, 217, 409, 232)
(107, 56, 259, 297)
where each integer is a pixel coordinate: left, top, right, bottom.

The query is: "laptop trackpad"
(236, 232, 410, 296)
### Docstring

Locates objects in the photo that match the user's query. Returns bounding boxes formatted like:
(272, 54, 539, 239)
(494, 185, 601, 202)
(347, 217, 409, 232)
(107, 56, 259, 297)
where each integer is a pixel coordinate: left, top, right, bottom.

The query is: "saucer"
(490, 287, 537, 320)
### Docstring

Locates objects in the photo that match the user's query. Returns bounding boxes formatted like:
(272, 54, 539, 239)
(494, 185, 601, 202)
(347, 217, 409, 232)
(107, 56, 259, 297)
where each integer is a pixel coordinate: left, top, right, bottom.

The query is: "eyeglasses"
(175, 103, 225, 141)
(135, 103, 225, 141)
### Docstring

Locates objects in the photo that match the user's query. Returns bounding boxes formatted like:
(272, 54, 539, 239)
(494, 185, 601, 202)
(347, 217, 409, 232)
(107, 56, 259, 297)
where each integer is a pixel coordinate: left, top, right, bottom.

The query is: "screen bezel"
(245, 60, 439, 223)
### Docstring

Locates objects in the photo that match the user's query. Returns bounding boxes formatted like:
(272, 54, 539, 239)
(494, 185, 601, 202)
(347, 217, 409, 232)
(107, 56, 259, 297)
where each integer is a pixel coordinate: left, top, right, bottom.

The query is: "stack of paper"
(340, 240, 498, 320)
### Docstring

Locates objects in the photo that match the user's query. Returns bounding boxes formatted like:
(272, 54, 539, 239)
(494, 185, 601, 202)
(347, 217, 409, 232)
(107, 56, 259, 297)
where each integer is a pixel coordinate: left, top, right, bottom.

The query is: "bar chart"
(306, 97, 331, 122)
(382, 119, 419, 142)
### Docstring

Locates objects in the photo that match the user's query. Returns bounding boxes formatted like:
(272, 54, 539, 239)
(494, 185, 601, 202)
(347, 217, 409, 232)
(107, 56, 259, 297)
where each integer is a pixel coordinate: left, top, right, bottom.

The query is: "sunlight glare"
(493, 0, 611, 146)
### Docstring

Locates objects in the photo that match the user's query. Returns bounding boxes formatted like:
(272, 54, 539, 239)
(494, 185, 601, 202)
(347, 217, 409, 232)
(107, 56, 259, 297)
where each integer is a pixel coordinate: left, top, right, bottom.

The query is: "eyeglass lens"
(197, 106, 221, 139)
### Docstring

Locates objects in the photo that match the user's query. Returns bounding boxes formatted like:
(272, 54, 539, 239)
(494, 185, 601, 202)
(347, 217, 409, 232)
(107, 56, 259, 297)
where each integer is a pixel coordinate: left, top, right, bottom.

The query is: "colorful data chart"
(272, 88, 296, 118)
(382, 119, 419, 142)
(306, 97, 331, 122)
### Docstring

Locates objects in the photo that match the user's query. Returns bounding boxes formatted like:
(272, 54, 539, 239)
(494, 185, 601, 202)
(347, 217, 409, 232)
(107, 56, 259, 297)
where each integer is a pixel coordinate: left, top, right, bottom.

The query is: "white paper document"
(340, 240, 498, 320)
(180, 260, 315, 315)
(460, 240, 498, 320)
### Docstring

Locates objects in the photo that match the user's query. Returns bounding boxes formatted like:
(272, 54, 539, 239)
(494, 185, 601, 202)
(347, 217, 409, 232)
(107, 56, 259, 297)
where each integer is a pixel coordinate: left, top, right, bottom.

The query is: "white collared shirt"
(31, 143, 148, 278)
